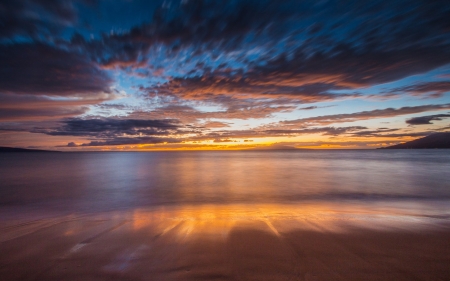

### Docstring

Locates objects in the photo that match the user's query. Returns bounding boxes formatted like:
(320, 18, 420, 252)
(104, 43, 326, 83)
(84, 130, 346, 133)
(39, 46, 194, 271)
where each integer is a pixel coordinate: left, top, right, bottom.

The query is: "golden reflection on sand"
(127, 203, 446, 239)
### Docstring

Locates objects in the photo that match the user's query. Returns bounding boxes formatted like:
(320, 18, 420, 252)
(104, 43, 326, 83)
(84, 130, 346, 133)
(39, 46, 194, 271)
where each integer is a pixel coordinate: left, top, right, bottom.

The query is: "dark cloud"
(0, 43, 111, 96)
(0, 43, 115, 121)
(263, 126, 367, 137)
(298, 106, 319, 110)
(371, 132, 432, 138)
(73, 0, 450, 66)
(349, 128, 400, 137)
(80, 137, 181, 147)
(388, 81, 450, 99)
(139, 43, 450, 103)
(33, 118, 197, 146)
(2, 0, 450, 148)
(130, 98, 298, 122)
(0, 107, 88, 121)
(349, 128, 431, 138)
(406, 114, 450, 125)
(32, 115, 371, 146)
(186, 126, 369, 142)
(40, 118, 184, 138)
(213, 139, 234, 143)
(243, 45, 450, 91)
(280, 104, 450, 127)
(144, 75, 361, 101)
(67, 142, 77, 147)
(0, 0, 94, 40)
(54, 0, 450, 104)
(0, 92, 117, 121)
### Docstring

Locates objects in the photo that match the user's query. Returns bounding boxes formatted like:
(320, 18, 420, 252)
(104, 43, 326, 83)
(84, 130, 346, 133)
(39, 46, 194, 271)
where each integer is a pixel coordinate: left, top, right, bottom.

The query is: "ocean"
(1, 150, 449, 215)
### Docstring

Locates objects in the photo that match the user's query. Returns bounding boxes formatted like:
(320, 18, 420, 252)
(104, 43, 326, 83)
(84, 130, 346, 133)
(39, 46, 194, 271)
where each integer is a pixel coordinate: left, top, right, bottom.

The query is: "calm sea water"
(1, 150, 449, 213)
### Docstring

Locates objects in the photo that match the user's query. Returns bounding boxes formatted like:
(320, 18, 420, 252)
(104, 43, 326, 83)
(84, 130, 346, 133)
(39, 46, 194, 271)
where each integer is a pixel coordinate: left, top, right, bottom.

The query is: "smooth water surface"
(1, 150, 449, 214)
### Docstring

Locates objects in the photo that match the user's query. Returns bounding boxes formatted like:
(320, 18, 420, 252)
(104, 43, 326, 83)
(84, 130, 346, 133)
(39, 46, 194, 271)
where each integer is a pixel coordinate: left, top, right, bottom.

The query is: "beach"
(1, 203, 450, 281)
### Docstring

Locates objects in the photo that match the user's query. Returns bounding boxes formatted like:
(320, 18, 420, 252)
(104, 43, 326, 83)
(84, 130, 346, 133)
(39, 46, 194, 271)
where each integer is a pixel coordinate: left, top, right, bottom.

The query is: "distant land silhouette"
(0, 147, 57, 152)
(380, 132, 450, 149)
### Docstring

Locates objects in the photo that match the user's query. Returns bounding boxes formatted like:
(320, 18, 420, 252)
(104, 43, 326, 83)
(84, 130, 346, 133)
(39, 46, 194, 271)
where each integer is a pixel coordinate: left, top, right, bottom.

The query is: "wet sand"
(1, 204, 450, 281)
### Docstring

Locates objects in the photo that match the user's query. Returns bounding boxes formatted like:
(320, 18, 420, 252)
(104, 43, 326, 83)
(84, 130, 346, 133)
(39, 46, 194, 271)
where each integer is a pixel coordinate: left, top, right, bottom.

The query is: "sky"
(0, 0, 449, 151)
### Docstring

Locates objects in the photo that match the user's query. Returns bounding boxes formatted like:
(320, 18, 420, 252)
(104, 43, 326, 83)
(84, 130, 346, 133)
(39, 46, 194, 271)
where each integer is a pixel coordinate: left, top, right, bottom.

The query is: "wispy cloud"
(280, 104, 450, 127)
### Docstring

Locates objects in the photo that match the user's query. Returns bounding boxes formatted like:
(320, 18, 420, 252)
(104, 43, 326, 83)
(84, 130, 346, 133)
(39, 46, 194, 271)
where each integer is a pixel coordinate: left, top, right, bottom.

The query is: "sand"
(1, 204, 449, 281)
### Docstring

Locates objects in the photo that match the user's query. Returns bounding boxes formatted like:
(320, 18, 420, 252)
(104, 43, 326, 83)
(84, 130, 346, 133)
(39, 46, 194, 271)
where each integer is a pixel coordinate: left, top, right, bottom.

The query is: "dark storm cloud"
(406, 114, 450, 125)
(0, 43, 111, 96)
(280, 104, 450, 127)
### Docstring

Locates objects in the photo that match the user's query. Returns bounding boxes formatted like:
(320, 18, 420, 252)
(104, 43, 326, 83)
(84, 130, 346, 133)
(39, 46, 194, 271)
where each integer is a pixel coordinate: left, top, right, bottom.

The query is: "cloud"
(291, 105, 334, 111)
(0, 92, 118, 121)
(30, 115, 433, 147)
(201, 121, 231, 128)
(280, 104, 450, 127)
(138, 42, 450, 103)
(263, 126, 367, 137)
(32, 115, 372, 146)
(130, 98, 298, 122)
(213, 139, 235, 143)
(184, 126, 369, 143)
(2, 0, 450, 149)
(0, 43, 116, 121)
(0, 43, 111, 96)
(144, 75, 361, 101)
(67, 141, 77, 147)
(0, 107, 88, 122)
(0, 0, 93, 41)
(40, 118, 185, 137)
(406, 114, 450, 125)
(80, 137, 181, 147)
(388, 81, 450, 99)
(73, 0, 450, 67)
(349, 129, 431, 138)
(68, 1, 450, 103)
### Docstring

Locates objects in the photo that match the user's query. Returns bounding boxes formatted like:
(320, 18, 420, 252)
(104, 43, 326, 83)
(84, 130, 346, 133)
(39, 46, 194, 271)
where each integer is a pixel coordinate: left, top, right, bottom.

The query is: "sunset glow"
(0, 0, 449, 150)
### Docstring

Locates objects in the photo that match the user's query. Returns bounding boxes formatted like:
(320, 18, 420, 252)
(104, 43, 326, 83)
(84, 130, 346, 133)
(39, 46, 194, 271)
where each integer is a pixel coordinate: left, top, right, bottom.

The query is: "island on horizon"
(379, 132, 450, 149)
(0, 147, 58, 153)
